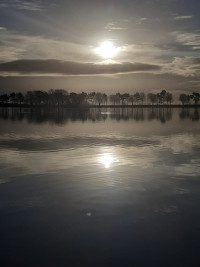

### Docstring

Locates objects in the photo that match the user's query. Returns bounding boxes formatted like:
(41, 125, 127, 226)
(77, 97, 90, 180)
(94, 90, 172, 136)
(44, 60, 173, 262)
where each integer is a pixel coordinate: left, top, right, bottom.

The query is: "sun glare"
(95, 41, 119, 59)
(99, 154, 115, 168)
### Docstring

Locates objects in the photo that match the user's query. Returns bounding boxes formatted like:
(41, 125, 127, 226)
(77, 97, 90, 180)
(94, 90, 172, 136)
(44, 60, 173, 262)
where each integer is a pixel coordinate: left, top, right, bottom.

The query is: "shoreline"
(0, 104, 199, 109)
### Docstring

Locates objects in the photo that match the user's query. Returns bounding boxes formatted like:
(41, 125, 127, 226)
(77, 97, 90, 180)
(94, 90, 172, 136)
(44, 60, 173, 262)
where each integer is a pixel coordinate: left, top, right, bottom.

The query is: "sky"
(0, 0, 200, 95)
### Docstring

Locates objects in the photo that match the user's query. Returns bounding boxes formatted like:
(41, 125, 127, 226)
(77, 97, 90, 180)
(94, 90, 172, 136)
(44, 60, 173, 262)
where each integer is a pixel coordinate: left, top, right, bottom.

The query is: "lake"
(0, 107, 200, 267)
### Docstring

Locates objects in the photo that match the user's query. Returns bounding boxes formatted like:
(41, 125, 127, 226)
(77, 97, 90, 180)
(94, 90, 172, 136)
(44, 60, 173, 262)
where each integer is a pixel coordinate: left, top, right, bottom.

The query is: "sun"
(95, 41, 119, 59)
(99, 154, 115, 168)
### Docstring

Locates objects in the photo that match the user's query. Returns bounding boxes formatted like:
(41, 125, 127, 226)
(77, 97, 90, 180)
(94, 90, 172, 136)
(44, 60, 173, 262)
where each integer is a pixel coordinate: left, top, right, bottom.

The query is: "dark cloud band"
(0, 60, 161, 75)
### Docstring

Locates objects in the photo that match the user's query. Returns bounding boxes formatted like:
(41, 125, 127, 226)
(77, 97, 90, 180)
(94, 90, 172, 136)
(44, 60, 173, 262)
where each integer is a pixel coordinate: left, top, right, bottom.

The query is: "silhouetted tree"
(0, 94, 9, 104)
(157, 90, 166, 104)
(16, 92, 24, 105)
(25, 91, 34, 105)
(165, 92, 173, 105)
(102, 93, 107, 105)
(134, 92, 140, 105)
(49, 89, 68, 106)
(179, 94, 190, 105)
(69, 92, 87, 106)
(128, 95, 135, 106)
(87, 92, 96, 105)
(94, 92, 104, 107)
(109, 94, 115, 105)
(109, 94, 120, 105)
(10, 92, 16, 104)
(116, 93, 122, 105)
(69, 92, 78, 105)
(2, 88, 199, 108)
(147, 93, 157, 105)
(140, 92, 146, 105)
(118, 93, 129, 105)
(124, 93, 130, 105)
(78, 92, 88, 106)
(191, 92, 200, 105)
(34, 91, 46, 105)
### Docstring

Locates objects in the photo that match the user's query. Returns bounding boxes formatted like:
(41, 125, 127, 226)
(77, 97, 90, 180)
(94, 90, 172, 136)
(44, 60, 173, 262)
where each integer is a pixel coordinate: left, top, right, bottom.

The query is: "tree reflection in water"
(179, 107, 199, 121)
(0, 107, 199, 125)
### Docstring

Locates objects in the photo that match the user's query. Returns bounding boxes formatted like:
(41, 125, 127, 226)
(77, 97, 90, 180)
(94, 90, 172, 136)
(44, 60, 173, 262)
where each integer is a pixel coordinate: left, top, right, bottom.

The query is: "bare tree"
(95, 92, 104, 107)
(128, 95, 135, 106)
(179, 94, 190, 105)
(165, 92, 173, 105)
(16, 92, 24, 105)
(140, 92, 146, 105)
(147, 93, 157, 105)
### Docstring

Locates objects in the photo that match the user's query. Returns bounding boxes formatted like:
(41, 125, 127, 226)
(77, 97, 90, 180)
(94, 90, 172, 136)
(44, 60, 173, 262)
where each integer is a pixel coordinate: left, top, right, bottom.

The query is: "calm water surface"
(0, 107, 200, 267)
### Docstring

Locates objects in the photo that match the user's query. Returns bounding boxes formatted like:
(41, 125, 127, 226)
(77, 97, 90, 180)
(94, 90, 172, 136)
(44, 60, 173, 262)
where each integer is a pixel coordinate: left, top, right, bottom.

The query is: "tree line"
(0, 89, 199, 107)
(179, 92, 200, 105)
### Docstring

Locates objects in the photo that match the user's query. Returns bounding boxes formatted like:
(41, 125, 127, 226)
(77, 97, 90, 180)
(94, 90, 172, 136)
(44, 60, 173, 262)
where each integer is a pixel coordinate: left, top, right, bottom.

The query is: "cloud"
(0, 29, 94, 62)
(0, 0, 43, 11)
(105, 22, 126, 31)
(171, 31, 200, 50)
(1, 72, 200, 93)
(135, 17, 148, 25)
(162, 56, 200, 77)
(173, 15, 193, 20)
(0, 59, 161, 76)
(0, 28, 165, 67)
